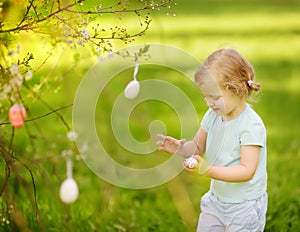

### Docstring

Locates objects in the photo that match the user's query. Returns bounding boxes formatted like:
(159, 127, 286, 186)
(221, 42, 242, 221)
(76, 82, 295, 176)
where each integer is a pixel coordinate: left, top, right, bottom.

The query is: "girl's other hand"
(156, 134, 186, 154)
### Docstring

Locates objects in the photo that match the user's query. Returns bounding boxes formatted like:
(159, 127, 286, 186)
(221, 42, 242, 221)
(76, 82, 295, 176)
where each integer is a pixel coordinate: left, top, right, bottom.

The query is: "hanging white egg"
(185, 156, 198, 168)
(59, 178, 79, 204)
(124, 80, 140, 99)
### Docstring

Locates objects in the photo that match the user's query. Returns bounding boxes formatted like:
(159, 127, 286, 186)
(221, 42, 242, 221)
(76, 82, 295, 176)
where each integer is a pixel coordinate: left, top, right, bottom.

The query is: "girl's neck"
(222, 101, 247, 122)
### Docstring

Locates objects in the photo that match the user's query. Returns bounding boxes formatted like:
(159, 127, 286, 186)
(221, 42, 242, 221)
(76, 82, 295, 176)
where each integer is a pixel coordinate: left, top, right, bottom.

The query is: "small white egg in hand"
(124, 80, 140, 99)
(185, 157, 198, 168)
(59, 178, 79, 204)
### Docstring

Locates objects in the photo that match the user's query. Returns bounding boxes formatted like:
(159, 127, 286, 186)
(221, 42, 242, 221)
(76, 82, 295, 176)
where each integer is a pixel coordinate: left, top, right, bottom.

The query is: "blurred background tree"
(0, 0, 173, 104)
(0, 0, 175, 231)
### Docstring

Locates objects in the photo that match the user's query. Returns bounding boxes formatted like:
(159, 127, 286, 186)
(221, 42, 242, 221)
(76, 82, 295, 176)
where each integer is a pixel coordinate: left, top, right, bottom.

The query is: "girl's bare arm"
(188, 145, 260, 182)
(157, 128, 207, 158)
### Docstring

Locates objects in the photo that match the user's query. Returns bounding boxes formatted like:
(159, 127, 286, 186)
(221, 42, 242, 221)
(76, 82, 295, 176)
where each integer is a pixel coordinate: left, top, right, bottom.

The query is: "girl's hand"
(156, 134, 186, 154)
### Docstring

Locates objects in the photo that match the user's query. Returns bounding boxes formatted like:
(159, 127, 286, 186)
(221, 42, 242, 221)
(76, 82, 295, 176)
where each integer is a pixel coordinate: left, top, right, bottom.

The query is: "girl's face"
(198, 76, 245, 121)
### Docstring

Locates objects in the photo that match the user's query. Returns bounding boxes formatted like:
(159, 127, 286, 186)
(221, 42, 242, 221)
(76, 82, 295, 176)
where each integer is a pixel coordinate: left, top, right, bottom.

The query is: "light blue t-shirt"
(201, 104, 267, 203)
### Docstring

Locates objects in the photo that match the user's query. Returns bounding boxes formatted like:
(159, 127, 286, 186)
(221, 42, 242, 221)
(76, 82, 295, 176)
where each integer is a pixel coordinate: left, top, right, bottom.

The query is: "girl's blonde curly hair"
(195, 49, 260, 98)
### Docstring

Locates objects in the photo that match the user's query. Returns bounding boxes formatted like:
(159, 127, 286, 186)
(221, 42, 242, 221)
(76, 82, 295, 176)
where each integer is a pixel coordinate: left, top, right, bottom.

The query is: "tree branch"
(0, 0, 173, 33)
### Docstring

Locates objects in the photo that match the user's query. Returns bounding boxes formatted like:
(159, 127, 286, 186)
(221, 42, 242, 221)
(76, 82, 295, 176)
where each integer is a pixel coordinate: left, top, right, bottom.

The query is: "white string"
(66, 158, 73, 179)
(133, 57, 139, 81)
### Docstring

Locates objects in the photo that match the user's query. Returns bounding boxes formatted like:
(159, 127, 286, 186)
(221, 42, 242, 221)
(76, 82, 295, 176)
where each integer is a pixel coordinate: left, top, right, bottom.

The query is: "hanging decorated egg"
(59, 178, 79, 204)
(9, 104, 26, 128)
(124, 80, 140, 99)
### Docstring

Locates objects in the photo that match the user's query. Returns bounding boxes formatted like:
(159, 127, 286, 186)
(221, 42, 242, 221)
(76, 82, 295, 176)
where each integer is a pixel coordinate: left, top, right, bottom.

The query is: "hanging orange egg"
(9, 104, 26, 128)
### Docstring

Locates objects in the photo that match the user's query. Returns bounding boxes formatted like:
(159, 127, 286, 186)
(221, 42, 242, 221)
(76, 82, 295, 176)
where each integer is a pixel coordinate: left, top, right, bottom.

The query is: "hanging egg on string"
(9, 104, 26, 128)
(124, 80, 140, 99)
(59, 178, 79, 204)
(59, 158, 79, 204)
(124, 57, 140, 99)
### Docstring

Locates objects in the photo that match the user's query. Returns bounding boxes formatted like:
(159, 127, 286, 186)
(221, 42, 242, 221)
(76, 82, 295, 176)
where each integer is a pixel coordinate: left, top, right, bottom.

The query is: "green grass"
(1, 0, 300, 231)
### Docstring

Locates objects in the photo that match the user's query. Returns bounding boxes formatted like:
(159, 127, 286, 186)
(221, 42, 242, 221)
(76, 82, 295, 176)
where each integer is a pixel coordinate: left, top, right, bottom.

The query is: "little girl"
(157, 48, 267, 231)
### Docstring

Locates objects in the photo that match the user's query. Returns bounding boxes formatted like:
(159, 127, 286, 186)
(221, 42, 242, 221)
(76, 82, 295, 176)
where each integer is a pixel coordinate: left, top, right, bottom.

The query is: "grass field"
(1, 0, 300, 231)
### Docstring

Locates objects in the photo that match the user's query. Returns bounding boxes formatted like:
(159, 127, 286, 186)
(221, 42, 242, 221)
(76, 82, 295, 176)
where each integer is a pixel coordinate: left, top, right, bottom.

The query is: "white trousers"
(197, 191, 268, 232)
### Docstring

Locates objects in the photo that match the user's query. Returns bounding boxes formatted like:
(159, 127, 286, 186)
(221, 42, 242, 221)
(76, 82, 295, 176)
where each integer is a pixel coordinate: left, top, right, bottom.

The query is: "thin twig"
(35, 100, 71, 131)
(0, 146, 11, 197)
(0, 140, 41, 221)
(8, 127, 14, 152)
(11, 154, 39, 217)
(17, 0, 35, 27)
(0, 1, 79, 33)
(0, 104, 72, 127)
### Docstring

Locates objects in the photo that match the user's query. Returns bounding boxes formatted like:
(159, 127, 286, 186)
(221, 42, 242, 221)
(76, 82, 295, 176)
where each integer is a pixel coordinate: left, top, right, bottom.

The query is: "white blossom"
(9, 75, 23, 89)
(80, 143, 88, 153)
(67, 131, 78, 141)
(81, 28, 90, 39)
(9, 64, 20, 76)
(25, 70, 33, 81)
(77, 40, 84, 46)
(98, 56, 105, 62)
(61, 149, 73, 157)
(107, 51, 114, 58)
(9, 64, 23, 88)
(0, 91, 7, 101)
(3, 84, 11, 94)
(96, 46, 101, 56)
